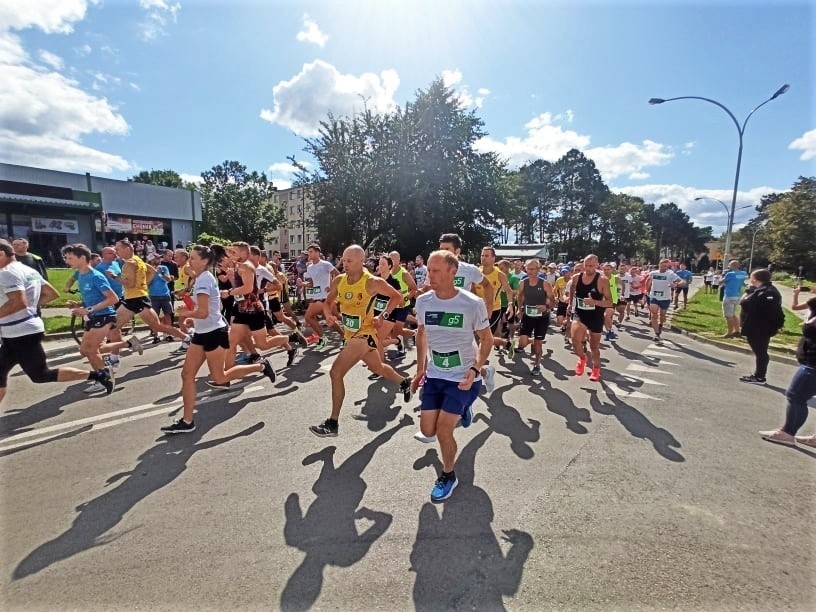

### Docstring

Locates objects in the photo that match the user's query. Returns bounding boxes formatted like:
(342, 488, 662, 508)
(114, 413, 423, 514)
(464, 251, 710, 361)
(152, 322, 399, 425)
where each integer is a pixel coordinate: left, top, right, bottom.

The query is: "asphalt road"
(1, 310, 814, 611)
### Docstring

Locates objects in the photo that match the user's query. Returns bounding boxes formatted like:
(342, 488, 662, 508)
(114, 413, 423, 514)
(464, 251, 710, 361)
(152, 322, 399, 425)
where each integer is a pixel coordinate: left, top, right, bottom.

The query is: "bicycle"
(66, 290, 135, 345)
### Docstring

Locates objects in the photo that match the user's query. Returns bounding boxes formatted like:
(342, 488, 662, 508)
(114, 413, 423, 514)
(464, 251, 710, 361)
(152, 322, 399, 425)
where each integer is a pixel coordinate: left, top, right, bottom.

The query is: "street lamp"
(649, 84, 790, 265)
(748, 225, 763, 273)
(694, 196, 751, 269)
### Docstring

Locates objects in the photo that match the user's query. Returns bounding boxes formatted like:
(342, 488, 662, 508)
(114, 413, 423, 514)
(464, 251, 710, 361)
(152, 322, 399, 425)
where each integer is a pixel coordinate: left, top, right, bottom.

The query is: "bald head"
(342, 244, 366, 274)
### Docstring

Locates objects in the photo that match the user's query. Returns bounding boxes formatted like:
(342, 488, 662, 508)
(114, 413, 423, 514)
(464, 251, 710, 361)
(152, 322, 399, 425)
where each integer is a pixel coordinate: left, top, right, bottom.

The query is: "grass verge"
(672, 290, 801, 353)
(44, 315, 74, 335)
(43, 268, 76, 307)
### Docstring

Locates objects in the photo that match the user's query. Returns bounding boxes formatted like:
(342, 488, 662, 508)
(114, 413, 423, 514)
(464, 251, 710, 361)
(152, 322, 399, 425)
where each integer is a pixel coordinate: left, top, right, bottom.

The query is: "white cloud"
(260, 60, 400, 137)
(475, 112, 673, 181)
(441, 68, 489, 109)
(76, 43, 92, 56)
(0, 5, 130, 173)
(138, 0, 181, 42)
(682, 141, 695, 156)
(268, 161, 311, 175)
(271, 178, 293, 190)
(441, 69, 462, 88)
(296, 13, 328, 47)
(129, 82, 141, 91)
(179, 173, 203, 185)
(477, 87, 490, 96)
(613, 183, 782, 232)
(38, 50, 64, 70)
(789, 128, 816, 161)
(628, 171, 650, 180)
(0, 0, 88, 34)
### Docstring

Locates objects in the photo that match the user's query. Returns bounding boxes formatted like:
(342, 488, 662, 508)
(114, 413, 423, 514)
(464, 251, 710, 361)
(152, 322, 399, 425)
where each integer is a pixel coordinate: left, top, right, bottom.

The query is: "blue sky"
(2, 0, 814, 234)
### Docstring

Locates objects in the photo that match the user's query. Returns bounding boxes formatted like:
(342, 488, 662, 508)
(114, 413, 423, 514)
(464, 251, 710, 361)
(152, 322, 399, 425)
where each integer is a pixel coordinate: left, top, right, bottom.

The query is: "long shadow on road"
(473, 384, 540, 459)
(410, 426, 534, 611)
(280, 414, 414, 612)
(11, 397, 267, 581)
(503, 371, 591, 435)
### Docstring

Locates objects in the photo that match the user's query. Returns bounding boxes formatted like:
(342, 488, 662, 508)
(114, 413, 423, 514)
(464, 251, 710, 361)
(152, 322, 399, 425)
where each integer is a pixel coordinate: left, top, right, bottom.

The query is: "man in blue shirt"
(148, 253, 175, 343)
(722, 259, 748, 338)
(673, 263, 694, 309)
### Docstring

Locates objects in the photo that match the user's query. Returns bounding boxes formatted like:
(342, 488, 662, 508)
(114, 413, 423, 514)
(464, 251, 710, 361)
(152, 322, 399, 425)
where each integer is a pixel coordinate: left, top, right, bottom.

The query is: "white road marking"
(643, 350, 685, 359)
(611, 374, 666, 386)
(604, 381, 661, 401)
(626, 364, 673, 374)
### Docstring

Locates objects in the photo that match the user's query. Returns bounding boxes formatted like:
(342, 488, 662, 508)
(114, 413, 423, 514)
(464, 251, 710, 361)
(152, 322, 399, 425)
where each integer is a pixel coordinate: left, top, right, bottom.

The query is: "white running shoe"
(413, 431, 437, 444)
(482, 365, 496, 395)
(83, 381, 105, 394)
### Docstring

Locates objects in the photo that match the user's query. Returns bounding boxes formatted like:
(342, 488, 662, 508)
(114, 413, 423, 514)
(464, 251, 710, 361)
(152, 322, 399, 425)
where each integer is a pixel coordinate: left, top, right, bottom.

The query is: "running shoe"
(307, 334, 320, 344)
(575, 357, 587, 376)
(108, 356, 120, 373)
(589, 368, 601, 382)
(151, 334, 161, 345)
(316, 337, 327, 350)
(414, 431, 437, 443)
(400, 378, 412, 402)
(740, 374, 766, 385)
(309, 418, 338, 437)
(286, 347, 297, 367)
(506, 338, 515, 359)
(461, 404, 473, 428)
(430, 473, 458, 502)
(261, 358, 276, 383)
(531, 364, 541, 376)
(794, 435, 816, 448)
(170, 343, 188, 355)
(128, 335, 144, 356)
(759, 429, 795, 446)
(653, 335, 662, 343)
(206, 380, 231, 391)
(235, 352, 250, 364)
(99, 369, 115, 395)
(161, 418, 196, 434)
(291, 330, 308, 348)
(83, 381, 105, 394)
(482, 365, 496, 394)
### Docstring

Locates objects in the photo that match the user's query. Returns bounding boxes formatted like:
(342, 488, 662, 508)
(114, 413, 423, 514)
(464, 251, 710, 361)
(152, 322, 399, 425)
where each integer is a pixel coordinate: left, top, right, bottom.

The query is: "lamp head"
(648, 98, 665, 105)
(771, 84, 790, 99)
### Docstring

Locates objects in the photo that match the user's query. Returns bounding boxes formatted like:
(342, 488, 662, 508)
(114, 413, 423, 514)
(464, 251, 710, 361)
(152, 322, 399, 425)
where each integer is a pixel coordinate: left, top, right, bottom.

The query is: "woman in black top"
(739, 269, 783, 384)
(759, 287, 816, 447)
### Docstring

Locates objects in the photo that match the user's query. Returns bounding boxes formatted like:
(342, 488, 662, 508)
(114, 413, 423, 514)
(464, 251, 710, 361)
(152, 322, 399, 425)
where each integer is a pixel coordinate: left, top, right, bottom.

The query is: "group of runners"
(0, 232, 700, 501)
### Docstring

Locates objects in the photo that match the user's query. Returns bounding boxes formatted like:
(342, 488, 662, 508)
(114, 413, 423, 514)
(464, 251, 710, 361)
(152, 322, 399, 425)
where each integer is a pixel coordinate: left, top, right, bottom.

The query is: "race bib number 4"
(432, 350, 462, 370)
(525, 305, 543, 317)
(341, 313, 361, 331)
(576, 298, 595, 311)
(306, 286, 321, 296)
(424, 311, 464, 328)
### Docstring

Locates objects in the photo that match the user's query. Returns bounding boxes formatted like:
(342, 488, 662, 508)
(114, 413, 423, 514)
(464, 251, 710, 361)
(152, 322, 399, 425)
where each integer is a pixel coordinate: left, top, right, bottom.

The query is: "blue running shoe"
(235, 352, 250, 364)
(461, 404, 473, 428)
(430, 474, 458, 502)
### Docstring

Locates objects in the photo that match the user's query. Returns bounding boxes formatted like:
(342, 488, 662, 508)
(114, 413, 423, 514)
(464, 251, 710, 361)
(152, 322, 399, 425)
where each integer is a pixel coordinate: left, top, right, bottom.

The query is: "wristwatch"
(469, 366, 480, 375)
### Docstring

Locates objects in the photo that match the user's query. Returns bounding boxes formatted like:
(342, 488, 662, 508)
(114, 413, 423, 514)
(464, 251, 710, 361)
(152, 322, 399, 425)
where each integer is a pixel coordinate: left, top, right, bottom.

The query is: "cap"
(547, 262, 557, 268)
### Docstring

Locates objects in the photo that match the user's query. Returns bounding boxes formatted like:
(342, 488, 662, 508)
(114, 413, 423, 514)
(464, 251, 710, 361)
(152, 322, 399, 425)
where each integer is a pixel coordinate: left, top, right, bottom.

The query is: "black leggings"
(0, 333, 60, 387)
(746, 334, 771, 379)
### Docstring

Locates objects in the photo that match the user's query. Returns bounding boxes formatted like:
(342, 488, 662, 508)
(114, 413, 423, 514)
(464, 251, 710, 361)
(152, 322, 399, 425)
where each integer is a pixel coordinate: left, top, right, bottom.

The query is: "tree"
(765, 176, 816, 273)
(131, 169, 185, 188)
(199, 161, 283, 246)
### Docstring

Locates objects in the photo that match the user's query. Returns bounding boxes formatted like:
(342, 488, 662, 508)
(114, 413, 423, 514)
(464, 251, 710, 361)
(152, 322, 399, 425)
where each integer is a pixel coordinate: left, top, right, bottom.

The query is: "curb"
(42, 324, 151, 343)
(670, 326, 799, 366)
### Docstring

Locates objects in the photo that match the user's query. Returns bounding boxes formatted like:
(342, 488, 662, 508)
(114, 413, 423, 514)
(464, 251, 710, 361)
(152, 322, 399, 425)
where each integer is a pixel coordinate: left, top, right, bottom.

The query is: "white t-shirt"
(648, 269, 680, 300)
(422, 260, 484, 293)
(711, 273, 722, 286)
(416, 289, 489, 383)
(304, 260, 335, 300)
(618, 273, 632, 299)
(0, 261, 45, 338)
(414, 264, 427, 287)
(192, 271, 227, 334)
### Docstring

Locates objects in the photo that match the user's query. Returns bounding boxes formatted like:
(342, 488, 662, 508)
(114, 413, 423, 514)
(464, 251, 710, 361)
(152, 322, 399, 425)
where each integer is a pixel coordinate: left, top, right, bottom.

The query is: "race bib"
(424, 311, 464, 328)
(453, 276, 465, 288)
(652, 290, 665, 298)
(306, 286, 321, 297)
(525, 305, 543, 317)
(576, 298, 595, 311)
(373, 297, 388, 312)
(341, 313, 361, 331)
(432, 350, 461, 370)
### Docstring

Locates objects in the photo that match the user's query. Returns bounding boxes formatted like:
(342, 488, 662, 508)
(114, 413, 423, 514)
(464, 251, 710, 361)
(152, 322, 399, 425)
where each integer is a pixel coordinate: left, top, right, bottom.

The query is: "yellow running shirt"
(124, 255, 149, 299)
(475, 266, 502, 312)
(336, 270, 377, 341)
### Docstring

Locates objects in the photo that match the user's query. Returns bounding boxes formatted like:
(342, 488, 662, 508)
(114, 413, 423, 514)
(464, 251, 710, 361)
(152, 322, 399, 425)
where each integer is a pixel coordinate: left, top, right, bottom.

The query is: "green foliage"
(195, 232, 228, 246)
(199, 161, 284, 247)
(131, 169, 185, 188)
(766, 177, 816, 272)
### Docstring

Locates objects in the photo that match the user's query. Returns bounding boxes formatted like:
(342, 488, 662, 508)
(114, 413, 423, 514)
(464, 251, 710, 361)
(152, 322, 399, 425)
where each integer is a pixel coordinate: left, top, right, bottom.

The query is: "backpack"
(770, 300, 785, 336)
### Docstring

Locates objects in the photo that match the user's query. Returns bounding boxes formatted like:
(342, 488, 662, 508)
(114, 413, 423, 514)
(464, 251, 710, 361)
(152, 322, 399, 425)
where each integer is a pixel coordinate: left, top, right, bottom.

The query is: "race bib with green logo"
(373, 297, 388, 312)
(432, 350, 462, 370)
(453, 276, 465, 287)
(306, 286, 321, 297)
(576, 298, 595, 310)
(424, 311, 465, 328)
(341, 313, 361, 331)
(525, 305, 543, 317)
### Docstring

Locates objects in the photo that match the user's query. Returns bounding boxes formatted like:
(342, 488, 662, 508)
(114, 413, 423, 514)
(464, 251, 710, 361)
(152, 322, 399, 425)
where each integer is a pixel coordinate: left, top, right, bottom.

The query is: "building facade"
(265, 185, 318, 258)
(0, 163, 202, 266)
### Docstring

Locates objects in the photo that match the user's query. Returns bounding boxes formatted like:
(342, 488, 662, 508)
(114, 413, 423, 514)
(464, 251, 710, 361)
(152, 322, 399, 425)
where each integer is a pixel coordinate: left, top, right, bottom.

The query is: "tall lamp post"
(694, 196, 751, 268)
(649, 84, 789, 265)
(747, 225, 763, 273)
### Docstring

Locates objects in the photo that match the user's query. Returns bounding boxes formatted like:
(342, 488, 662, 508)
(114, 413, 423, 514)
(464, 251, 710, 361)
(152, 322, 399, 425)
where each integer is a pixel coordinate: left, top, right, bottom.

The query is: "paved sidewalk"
(774, 282, 809, 320)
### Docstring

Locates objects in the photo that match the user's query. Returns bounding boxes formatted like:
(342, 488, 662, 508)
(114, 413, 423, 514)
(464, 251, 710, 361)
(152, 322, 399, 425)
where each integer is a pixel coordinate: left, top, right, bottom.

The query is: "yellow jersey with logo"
(177, 266, 192, 293)
(124, 255, 149, 299)
(475, 266, 502, 312)
(337, 270, 377, 340)
(554, 276, 568, 301)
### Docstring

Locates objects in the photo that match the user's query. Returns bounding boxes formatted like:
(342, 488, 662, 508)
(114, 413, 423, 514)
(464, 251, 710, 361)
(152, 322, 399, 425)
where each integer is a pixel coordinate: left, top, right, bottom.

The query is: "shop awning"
(494, 245, 550, 260)
(0, 192, 102, 211)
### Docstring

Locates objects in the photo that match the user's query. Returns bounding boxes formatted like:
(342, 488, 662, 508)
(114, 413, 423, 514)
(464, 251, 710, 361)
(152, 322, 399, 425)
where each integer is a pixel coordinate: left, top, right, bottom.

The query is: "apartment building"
(266, 185, 319, 257)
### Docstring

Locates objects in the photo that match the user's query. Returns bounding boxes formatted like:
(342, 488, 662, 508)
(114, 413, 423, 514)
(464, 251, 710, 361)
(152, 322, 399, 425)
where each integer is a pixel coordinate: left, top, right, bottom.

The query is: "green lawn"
(43, 268, 76, 307)
(43, 315, 74, 334)
(672, 290, 802, 352)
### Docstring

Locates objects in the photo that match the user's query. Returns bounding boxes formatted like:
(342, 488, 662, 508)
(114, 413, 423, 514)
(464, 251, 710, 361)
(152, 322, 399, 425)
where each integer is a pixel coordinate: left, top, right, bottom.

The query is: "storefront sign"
(106, 215, 132, 232)
(131, 219, 164, 235)
(31, 217, 79, 234)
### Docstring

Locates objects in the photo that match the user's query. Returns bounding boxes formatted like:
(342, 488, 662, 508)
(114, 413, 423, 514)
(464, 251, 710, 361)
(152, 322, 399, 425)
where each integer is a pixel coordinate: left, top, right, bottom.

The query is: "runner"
(554, 267, 573, 346)
(0, 239, 113, 405)
(602, 263, 620, 342)
(410, 249, 492, 501)
(673, 263, 694, 309)
(516, 259, 555, 375)
(570, 255, 613, 382)
(414, 255, 428, 287)
(628, 266, 644, 318)
(497, 259, 519, 357)
(95, 246, 127, 371)
(616, 263, 632, 326)
(388, 251, 419, 357)
(474, 246, 514, 351)
(297, 244, 341, 349)
(370, 255, 403, 365)
(308, 245, 413, 438)
(147, 253, 175, 343)
(644, 258, 685, 342)
(161, 244, 276, 434)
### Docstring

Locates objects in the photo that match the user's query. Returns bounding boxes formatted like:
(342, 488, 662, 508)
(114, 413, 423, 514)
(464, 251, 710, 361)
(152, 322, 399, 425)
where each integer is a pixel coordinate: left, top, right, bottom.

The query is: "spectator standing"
(739, 269, 784, 384)
(721, 260, 748, 337)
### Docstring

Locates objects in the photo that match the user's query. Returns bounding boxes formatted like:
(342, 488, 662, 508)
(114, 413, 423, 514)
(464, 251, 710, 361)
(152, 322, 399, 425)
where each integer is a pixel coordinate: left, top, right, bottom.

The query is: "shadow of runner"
(585, 385, 685, 462)
(503, 372, 591, 435)
(280, 414, 414, 612)
(12, 405, 266, 580)
(351, 378, 402, 432)
(472, 386, 540, 459)
(410, 427, 534, 611)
